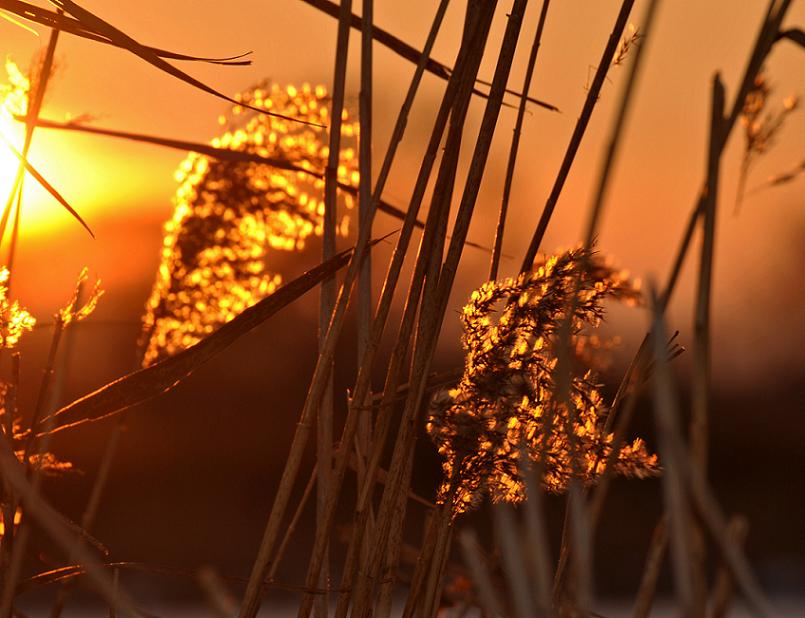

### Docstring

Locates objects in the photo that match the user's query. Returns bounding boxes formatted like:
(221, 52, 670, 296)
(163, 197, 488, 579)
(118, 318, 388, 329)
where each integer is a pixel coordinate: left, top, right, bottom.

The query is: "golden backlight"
(0, 59, 25, 207)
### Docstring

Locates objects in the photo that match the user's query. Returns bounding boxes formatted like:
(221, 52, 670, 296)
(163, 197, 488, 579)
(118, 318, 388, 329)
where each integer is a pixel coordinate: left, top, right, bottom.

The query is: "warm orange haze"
(0, 0, 803, 616)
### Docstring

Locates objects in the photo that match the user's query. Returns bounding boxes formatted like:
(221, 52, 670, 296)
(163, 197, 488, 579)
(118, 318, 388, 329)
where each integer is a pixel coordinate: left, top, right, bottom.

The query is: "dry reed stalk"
(42, 246, 358, 434)
(0, 0, 253, 65)
(0, 353, 20, 590)
(687, 72, 726, 617)
(647, 286, 696, 616)
(355, 0, 374, 508)
(521, 461, 552, 614)
(581, 0, 793, 545)
(458, 530, 503, 617)
(0, 428, 142, 618)
(557, 1, 793, 601)
(298, 0, 559, 112)
(423, 525, 453, 618)
(2, 0, 314, 126)
(580, 3, 790, 610)
(550, 0, 661, 598)
(197, 566, 238, 618)
(489, 0, 551, 280)
(259, 0, 454, 612)
(400, 484, 455, 618)
(245, 0, 461, 609)
(49, 409, 126, 618)
(375, 458, 416, 618)
(3, 274, 101, 617)
(649, 287, 772, 615)
(352, 6, 377, 599)
(520, 0, 636, 270)
(709, 515, 749, 618)
(345, 4, 501, 613)
(316, 3, 353, 616)
(685, 456, 772, 616)
(0, 18, 60, 253)
(493, 504, 538, 618)
(375, 11, 496, 605)
(300, 2, 483, 613)
(400, 508, 441, 617)
(691, 72, 725, 477)
(580, 0, 662, 247)
(267, 467, 317, 583)
(364, 3, 530, 612)
(21, 116, 468, 250)
(632, 516, 668, 618)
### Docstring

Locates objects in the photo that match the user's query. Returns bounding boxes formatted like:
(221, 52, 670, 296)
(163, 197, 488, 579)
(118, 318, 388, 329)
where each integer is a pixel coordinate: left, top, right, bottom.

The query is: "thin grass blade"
(40, 244, 368, 433)
(1, 136, 93, 237)
(45, 0, 318, 125)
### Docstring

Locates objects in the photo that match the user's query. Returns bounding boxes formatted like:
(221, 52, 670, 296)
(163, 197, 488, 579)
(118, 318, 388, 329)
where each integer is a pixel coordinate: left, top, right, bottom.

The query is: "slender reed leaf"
(5, 0, 318, 125)
(1, 136, 93, 237)
(0, 0, 252, 64)
(298, 0, 559, 113)
(40, 244, 368, 434)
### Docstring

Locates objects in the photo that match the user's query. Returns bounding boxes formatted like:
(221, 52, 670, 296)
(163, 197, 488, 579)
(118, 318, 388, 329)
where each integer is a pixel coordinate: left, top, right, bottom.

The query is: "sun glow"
(0, 59, 27, 208)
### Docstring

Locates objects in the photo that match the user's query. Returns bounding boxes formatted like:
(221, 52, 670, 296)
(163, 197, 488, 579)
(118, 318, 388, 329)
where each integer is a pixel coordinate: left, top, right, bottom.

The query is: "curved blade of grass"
(0, 0, 252, 64)
(1, 136, 93, 238)
(298, 0, 559, 112)
(777, 27, 805, 48)
(37, 0, 319, 126)
(39, 243, 373, 434)
(22, 116, 315, 175)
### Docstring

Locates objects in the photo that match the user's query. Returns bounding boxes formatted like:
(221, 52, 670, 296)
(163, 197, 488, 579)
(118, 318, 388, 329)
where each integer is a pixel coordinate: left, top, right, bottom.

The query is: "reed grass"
(0, 1, 801, 616)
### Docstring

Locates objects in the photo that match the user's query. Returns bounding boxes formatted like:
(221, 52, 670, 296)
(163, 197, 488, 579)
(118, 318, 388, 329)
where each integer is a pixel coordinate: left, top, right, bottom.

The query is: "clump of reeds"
(427, 247, 659, 517)
(140, 83, 359, 366)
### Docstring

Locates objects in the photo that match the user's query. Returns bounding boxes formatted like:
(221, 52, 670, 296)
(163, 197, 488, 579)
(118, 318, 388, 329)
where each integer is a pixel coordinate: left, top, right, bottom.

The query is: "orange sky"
(2, 0, 804, 388)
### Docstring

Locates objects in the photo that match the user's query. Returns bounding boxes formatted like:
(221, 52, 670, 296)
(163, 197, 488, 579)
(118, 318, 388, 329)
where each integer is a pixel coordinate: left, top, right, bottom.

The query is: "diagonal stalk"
(489, 0, 551, 280)
(355, 3, 530, 613)
(241, 2, 454, 615)
(520, 0, 635, 271)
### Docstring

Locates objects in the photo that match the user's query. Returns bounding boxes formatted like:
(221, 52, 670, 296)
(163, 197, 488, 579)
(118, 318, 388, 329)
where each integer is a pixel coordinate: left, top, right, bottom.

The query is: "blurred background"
(2, 0, 804, 612)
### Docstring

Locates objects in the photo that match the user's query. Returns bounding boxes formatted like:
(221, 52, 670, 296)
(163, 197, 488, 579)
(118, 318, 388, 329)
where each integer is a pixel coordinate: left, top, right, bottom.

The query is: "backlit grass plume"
(736, 71, 799, 211)
(0, 267, 35, 349)
(141, 83, 359, 366)
(427, 248, 659, 516)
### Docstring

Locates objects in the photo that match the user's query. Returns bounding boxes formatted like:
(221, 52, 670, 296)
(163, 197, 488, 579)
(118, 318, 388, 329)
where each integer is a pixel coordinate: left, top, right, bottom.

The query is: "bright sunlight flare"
(0, 58, 27, 204)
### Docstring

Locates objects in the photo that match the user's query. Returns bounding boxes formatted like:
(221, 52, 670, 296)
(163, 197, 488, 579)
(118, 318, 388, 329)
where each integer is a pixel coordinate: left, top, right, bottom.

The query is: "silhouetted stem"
(298, 0, 559, 112)
(0, 353, 20, 591)
(648, 288, 696, 615)
(355, 0, 374, 510)
(458, 530, 503, 617)
(0, 16, 60, 254)
(520, 0, 635, 271)
(632, 517, 668, 618)
(0, 425, 142, 617)
(489, 0, 551, 280)
(268, 466, 317, 582)
(710, 515, 749, 618)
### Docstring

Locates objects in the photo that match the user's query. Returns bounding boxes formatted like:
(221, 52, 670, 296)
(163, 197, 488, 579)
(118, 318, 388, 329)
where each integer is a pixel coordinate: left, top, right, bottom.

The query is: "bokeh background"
(2, 0, 804, 610)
